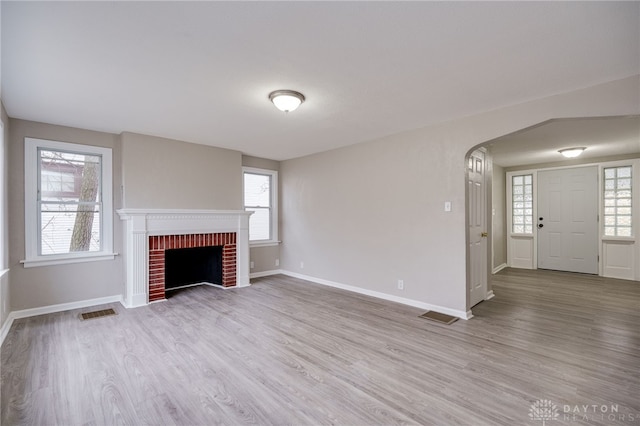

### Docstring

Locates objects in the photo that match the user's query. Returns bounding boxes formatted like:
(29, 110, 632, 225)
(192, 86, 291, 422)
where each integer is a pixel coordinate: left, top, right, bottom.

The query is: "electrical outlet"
(250, 261, 254, 269)
(300, 261, 304, 269)
(397, 280, 404, 290)
(275, 259, 279, 267)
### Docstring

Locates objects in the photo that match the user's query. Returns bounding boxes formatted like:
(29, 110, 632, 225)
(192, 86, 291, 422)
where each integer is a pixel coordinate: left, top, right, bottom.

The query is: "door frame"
(506, 159, 640, 280)
(465, 147, 494, 313)
(536, 166, 599, 274)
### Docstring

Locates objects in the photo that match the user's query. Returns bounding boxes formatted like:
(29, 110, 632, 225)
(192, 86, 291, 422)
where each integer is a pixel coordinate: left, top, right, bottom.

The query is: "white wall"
(280, 75, 640, 315)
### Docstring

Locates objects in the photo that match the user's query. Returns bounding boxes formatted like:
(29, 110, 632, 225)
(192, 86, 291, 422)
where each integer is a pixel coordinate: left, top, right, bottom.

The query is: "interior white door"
(537, 166, 599, 274)
(468, 150, 487, 307)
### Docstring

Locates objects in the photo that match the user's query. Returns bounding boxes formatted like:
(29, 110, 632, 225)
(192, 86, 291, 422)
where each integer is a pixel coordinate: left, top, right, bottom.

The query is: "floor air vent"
(80, 308, 117, 321)
(419, 311, 458, 325)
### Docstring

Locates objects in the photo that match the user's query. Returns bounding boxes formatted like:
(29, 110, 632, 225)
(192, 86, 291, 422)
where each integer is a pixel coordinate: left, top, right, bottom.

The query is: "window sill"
(602, 236, 635, 243)
(21, 252, 118, 268)
(249, 240, 281, 248)
(510, 233, 534, 238)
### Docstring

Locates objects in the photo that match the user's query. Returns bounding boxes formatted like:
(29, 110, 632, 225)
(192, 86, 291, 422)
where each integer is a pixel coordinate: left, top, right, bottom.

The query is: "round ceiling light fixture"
(558, 147, 586, 158)
(269, 90, 305, 112)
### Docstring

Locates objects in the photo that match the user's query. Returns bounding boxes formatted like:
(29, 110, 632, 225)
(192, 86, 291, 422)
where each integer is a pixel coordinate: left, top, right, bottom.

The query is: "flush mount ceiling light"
(558, 147, 586, 158)
(269, 90, 305, 112)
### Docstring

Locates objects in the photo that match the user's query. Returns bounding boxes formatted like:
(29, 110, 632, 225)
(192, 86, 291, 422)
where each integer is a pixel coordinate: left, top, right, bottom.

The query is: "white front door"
(469, 149, 487, 307)
(537, 166, 599, 274)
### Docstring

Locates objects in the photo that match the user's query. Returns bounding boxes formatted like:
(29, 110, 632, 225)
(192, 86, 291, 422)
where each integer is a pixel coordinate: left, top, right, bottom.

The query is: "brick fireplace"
(117, 209, 252, 308)
(148, 233, 237, 302)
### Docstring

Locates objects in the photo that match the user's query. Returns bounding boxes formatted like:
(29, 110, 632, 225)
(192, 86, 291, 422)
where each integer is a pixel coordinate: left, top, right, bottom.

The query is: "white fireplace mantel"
(117, 209, 253, 308)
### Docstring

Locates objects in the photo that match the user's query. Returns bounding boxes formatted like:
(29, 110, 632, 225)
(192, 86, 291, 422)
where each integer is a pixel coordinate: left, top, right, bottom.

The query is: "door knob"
(481, 232, 488, 237)
(539, 217, 544, 221)
(538, 224, 544, 228)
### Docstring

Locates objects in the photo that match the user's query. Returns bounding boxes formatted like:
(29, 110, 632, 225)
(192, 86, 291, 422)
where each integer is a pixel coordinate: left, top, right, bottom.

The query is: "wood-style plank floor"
(1, 269, 639, 425)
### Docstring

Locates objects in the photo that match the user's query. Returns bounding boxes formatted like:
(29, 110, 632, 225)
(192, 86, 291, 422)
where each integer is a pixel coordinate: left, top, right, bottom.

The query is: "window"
(604, 166, 632, 237)
(23, 138, 114, 267)
(243, 167, 278, 244)
(512, 174, 533, 234)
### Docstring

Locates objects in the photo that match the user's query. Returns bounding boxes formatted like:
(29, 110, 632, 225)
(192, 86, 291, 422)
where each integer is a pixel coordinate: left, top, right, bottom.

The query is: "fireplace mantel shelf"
(117, 208, 252, 219)
(118, 209, 252, 308)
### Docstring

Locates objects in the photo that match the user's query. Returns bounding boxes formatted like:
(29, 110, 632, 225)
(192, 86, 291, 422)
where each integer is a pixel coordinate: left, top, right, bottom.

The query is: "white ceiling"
(2, 2, 639, 161)
(489, 116, 640, 168)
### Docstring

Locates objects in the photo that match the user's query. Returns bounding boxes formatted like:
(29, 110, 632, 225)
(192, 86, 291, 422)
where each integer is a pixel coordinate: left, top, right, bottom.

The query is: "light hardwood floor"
(1, 269, 639, 425)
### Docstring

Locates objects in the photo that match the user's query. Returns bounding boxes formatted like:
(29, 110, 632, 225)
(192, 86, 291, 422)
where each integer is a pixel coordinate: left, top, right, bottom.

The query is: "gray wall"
(280, 76, 640, 314)
(121, 132, 242, 209)
(8, 119, 124, 310)
(242, 155, 282, 275)
(242, 155, 279, 171)
(1, 101, 9, 329)
(491, 164, 507, 270)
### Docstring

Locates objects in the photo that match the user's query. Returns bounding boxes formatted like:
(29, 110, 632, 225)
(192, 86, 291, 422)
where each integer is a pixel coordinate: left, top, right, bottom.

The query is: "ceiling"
(489, 116, 640, 168)
(2, 2, 639, 161)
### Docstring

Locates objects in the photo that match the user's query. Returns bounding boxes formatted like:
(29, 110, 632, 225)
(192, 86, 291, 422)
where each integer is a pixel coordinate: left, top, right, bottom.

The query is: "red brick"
(146, 232, 240, 301)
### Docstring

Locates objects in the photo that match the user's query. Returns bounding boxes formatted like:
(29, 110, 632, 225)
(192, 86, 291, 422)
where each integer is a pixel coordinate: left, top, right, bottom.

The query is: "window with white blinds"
(243, 167, 278, 243)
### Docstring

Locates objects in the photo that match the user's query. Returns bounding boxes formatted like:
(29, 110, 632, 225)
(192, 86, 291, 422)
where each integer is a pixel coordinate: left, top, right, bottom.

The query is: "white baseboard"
(280, 270, 472, 320)
(0, 294, 123, 347)
(122, 293, 147, 309)
(0, 314, 15, 347)
(485, 290, 495, 300)
(250, 269, 283, 279)
(492, 263, 508, 274)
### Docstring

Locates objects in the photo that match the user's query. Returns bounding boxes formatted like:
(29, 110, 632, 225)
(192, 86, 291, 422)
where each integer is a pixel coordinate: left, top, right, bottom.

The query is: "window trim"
(510, 173, 534, 235)
(242, 166, 279, 247)
(507, 170, 537, 238)
(22, 138, 116, 268)
(600, 160, 637, 243)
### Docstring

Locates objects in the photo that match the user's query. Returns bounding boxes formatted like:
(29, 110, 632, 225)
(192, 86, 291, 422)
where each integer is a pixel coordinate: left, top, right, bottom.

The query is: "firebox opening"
(165, 245, 223, 290)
